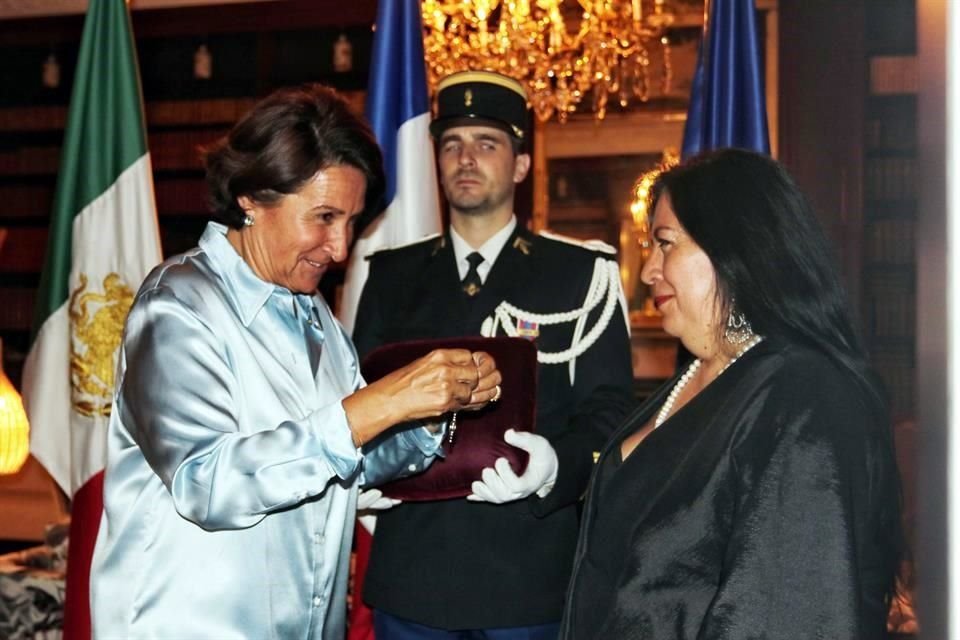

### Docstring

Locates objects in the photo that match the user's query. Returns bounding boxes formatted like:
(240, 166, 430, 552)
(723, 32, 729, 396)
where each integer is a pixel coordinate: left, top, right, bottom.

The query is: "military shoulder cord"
(481, 258, 621, 383)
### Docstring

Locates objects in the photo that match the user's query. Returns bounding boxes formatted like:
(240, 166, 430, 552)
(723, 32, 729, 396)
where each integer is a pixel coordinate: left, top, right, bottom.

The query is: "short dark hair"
(203, 84, 385, 232)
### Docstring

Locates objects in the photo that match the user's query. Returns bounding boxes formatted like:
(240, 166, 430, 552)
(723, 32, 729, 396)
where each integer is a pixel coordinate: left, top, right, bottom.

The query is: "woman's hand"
(388, 349, 501, 420)
(342, 349, 502, 445)
(461, 351, 501, 411)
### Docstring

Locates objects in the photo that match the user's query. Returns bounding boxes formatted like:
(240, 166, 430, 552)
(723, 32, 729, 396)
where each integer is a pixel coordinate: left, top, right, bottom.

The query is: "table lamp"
(0, 338, 30, 475)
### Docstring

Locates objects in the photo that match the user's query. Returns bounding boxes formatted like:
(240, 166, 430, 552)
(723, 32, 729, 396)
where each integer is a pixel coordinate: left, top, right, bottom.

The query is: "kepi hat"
(429, 70, 529, 141)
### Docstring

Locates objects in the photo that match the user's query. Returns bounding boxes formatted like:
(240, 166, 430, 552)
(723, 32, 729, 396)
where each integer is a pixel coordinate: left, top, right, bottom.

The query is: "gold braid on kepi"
(430, 70, 528, 141)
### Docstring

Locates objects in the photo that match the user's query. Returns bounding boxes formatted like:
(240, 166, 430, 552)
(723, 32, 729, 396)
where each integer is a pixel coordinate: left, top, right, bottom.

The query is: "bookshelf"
(861, 6, 919, 635)
(0, 11, 375, 389)
(862, 1, 917, 421)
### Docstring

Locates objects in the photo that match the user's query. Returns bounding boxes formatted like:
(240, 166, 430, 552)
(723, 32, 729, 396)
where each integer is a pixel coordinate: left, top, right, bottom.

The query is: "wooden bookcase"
(0, 0, 380, 543)
(862, 91, 916, 420)
(0, 5, 376, 390)
(862, 2, 917, 422)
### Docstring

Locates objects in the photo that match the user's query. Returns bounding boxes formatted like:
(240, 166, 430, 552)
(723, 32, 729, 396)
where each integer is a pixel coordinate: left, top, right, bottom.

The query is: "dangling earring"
(724, 303, 754, 346)
(243, 211, 255, 227)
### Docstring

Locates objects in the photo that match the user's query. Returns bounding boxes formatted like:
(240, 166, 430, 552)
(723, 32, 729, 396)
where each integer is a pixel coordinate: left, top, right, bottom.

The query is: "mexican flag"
(21, 0, 162, 636)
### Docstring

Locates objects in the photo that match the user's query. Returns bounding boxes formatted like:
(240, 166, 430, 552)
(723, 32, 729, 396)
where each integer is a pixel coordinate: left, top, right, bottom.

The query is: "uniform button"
(313, 596, 322, 607)
(408, 463, 418, 472)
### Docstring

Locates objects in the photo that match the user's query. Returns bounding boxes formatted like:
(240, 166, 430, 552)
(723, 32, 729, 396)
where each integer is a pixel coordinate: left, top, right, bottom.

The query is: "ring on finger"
(490, 384, 502, 403)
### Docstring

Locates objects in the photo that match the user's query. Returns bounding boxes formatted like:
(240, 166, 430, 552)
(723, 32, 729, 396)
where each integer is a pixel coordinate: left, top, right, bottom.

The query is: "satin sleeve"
(118, 286, 361, 531)
(324, 315, 445, 486)
(360, 423, 445, 488)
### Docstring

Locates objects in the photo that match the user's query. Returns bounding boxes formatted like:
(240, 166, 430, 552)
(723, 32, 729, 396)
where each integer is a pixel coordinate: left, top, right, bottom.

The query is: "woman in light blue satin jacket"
(90, 85, 502, 640)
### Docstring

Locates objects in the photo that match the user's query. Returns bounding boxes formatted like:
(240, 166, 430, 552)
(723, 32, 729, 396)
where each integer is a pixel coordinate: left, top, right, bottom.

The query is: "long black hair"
(653, 149, 870, 389)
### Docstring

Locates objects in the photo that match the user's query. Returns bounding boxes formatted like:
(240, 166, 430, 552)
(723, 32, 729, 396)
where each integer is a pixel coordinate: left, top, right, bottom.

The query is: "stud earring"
(243, 212, 255, 227)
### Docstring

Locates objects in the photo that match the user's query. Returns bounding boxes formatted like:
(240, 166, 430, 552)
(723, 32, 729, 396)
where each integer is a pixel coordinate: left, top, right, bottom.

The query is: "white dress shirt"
(449, 215, 517, 284)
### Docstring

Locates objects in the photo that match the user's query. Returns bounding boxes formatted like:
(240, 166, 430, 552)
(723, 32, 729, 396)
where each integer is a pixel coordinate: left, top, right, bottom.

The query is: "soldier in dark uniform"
(354, 70, 635, 639)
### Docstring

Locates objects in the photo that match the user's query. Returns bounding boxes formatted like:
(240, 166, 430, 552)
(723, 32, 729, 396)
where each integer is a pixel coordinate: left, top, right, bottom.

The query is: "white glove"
(467, 429, 559, 504)
(357, 488, 401, 512)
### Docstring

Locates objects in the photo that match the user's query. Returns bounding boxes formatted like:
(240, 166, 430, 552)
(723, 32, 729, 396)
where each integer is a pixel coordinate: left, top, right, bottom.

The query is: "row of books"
(864, 156, 917, 201)
(0, 106, 68, 133)
(0, 223, 203, 282)
(0, 185, 53, 219)
(0, 127, 227, 176)
(0, 288, 34, 331)
(0, 99, 255, 133)
(0, 146, 60, 176)
(145, 98, 258, 127)
(0, 93, 367, 134)
(154, 179, 209, 215)
(870, 345, 915, 419)
(864, 271, 915, 338)
(865, 113, 916, 152)
(0, 180, 209, 219)
(149, 128, 229, 171)
(863, 219, 914, 264)
(0, 227, 45, 273)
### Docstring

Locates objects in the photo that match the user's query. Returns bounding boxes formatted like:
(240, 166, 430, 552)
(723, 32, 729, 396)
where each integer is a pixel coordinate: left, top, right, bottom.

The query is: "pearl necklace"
(654, 335, 765, 429)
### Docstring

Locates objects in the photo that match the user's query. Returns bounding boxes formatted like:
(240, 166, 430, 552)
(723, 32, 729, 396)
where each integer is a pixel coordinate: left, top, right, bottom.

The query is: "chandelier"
(630, 147, 679, 235)
(421, 0, 686, 122)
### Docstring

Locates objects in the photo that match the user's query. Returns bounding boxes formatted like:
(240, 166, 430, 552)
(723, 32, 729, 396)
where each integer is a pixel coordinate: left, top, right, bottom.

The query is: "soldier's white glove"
(357, 488, 401, 535)
(357, 488, 401, 511)
(467, 429, 558, 504)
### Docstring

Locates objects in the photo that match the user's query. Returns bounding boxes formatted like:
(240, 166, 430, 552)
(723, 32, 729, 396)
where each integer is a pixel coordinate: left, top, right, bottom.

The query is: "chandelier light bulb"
(42, 53, 60, 89)
(193, 44, 212, 80)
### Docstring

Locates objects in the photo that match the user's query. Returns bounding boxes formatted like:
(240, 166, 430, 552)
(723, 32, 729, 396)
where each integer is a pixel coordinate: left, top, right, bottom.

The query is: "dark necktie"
(462, 252, 484, 297)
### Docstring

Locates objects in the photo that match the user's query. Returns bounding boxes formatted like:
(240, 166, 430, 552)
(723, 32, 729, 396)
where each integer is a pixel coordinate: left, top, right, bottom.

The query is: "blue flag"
(682, 0, 770, 157)
(339, 0, 442, 333)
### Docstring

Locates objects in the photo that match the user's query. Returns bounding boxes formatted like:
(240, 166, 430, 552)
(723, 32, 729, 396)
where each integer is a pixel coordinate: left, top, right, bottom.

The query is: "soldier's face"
(437, 125, 530, 217)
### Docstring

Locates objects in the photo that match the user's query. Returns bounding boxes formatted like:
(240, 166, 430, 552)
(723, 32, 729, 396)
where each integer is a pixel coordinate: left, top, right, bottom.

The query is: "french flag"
(681, 0, 770, 157)
(340, 2, 441, 637)
(338, 0, 442, 334)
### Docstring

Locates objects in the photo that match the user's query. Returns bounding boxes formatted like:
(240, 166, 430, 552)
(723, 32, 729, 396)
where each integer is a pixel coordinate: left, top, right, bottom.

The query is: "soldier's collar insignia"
(512, 236, 532, 255)
(430, 236, 446, 256)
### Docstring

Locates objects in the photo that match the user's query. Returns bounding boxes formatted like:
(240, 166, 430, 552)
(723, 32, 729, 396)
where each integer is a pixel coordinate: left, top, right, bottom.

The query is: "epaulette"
(537, 229, 616, 255)
(512, 235, 533, 255)
(365, 233, 443, 260)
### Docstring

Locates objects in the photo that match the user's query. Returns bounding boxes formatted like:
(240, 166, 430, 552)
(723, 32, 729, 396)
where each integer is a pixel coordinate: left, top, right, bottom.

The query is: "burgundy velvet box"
(361, 336, 538, 501)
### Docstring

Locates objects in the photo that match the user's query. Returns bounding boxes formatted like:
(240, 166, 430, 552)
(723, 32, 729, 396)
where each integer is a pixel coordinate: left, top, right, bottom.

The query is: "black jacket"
(561, 338, 899, 639)
(354, 226, 635, 629)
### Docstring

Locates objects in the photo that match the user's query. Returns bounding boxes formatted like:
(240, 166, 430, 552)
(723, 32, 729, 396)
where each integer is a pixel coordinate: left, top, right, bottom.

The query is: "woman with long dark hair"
(561, 148, 902, 639)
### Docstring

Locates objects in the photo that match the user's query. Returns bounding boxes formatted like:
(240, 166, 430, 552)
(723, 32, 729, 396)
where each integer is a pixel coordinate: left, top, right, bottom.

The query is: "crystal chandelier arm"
(422, 0, 683, 121)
